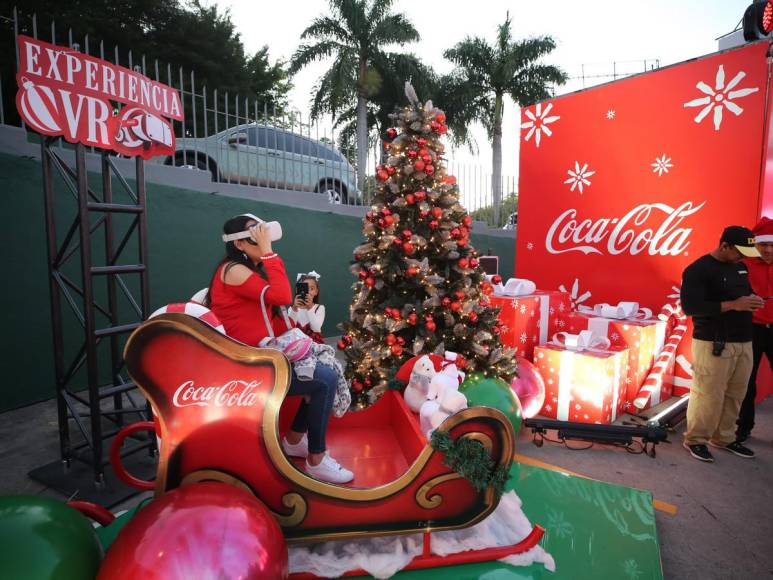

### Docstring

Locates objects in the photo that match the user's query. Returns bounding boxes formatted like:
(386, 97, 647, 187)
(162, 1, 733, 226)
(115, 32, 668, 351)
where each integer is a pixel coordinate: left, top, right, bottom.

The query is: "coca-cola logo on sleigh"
(545, 201, 706, 256)
(15, 35, 183, 159)
(172, 380, 262, 408)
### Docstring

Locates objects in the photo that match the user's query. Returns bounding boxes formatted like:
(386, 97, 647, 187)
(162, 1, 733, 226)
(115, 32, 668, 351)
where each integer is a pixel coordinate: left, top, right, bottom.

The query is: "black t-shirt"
(680, 254, 753, 342)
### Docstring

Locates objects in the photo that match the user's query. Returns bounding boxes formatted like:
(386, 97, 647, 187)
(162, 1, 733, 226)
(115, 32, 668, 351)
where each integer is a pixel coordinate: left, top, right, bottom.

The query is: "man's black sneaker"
(683, 442, 714, 462)
(709, 440, 755, 458)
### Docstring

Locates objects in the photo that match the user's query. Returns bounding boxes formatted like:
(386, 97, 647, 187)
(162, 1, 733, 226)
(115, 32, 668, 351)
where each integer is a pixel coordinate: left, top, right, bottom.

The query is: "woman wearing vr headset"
(207, 214, 354, 484)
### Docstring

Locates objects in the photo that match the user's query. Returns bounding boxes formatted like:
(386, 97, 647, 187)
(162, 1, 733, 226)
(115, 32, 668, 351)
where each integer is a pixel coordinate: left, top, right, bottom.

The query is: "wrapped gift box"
(534, 343, 630, 424)
(490, 290, 572, 359)
(565, 311, 666, 409)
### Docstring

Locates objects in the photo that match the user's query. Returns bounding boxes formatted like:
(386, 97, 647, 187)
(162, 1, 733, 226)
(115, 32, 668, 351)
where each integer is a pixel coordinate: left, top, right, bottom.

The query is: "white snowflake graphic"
(527, 242, 534, 250)
(575, 403, 581, 411)
(622, 559, 643, 579)
(683, 64, 759, 131)
(500, 324, 509, 333)
(556, 319, 566, 328)
(651, 154, 674, 176)
(559, 278, 592, 309)
(544, 403, 553, 412)
(605, 109, 616, 119)
(558, 302, 566, 312)
(520, 332, 528, 344)
(546, 509, 574, 539)
(519, 304, 527, 314)
(521, 102, 560, 147)
(549, 306, 555, 315)
(563, 161, 596, 194)
(611, 332, 620, 342)
(625, 377, 633, 384)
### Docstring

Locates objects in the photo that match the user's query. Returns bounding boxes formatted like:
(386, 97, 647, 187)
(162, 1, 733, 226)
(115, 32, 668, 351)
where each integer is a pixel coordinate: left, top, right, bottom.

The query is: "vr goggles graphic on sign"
(15, 35, 184, 159)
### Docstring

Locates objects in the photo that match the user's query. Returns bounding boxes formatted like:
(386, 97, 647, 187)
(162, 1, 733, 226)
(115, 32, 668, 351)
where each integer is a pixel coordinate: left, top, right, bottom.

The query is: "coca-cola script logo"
(545, 201, 706, 256)
(172, 380, 262, 408)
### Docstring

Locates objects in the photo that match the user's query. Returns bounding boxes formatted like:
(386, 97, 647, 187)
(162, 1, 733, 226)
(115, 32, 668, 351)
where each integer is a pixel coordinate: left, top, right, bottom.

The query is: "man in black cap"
(680, 226, 763, 462)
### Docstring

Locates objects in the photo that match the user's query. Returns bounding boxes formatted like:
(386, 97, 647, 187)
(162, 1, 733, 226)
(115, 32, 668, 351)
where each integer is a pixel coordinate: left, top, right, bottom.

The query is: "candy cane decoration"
(633, 302, 688, 410)
(671, 354, 693, 390)
(149, 302, 226, 334)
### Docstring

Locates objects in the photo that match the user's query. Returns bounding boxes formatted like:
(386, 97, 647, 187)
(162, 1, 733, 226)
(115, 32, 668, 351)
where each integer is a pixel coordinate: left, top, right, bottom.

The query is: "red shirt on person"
(744, 256, 773, 325)
(209, 254, 293, 345)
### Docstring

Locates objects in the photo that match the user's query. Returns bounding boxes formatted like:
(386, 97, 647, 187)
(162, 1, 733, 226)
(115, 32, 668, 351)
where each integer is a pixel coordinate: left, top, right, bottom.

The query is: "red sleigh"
(112, 312, 543, 571)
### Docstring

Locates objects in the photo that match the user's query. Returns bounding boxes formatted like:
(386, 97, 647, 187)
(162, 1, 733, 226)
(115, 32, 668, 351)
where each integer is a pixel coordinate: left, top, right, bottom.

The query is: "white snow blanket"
(288, 490, 555, 578)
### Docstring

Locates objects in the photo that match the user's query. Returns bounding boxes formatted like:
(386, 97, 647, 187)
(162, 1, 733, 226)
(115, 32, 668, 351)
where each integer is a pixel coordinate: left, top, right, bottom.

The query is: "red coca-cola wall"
(517, 41, 770, 311)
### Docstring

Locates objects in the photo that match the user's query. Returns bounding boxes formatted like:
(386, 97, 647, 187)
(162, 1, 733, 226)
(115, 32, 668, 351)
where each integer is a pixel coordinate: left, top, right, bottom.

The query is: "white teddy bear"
(419, 353, 467, 437)
(403, 354, 437, 412)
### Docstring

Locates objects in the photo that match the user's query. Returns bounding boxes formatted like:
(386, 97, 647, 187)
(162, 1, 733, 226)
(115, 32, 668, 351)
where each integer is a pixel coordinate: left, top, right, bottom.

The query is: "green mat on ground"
(95, 463, 663, 579)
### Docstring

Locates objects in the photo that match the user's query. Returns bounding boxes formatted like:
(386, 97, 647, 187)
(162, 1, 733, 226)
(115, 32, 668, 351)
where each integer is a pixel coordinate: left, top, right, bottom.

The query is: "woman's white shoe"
(282, 434, 308, 458)
(304, 454, 354, 484)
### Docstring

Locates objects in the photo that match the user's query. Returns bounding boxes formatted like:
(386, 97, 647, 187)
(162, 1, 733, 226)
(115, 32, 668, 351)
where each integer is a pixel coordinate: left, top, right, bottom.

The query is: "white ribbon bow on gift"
(489, 277, 537, 297)
(579, 301, 653, 321)
(552, 330, 611, 352)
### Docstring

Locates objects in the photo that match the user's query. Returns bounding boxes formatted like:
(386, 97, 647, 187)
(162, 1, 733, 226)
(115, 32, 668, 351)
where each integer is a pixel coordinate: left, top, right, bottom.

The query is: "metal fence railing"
(0, 6, 514, 225)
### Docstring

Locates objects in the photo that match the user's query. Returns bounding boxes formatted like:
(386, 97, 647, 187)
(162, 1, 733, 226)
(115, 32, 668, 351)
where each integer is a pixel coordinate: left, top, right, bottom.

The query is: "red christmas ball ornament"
(417, 137, 428, 146)
(429, 220, 439, 229)
(430, 121, 440, 132)
(377, 169, 389, 182)
(384, 215, 395, 226)
(425, 320, 436, 332)
(481, 284, 494, 297)
(451, 301, 462, 312)
(391, 344, 404, 356)
(451, 228, 461, 239)
(386, 127, 398, 139)
(382, 207, 392, 216)
(431, 207, 443, 218)
(407, 149, 418, 159)
(391, 309, 402, 320)
(386, 165, 396, 175)
(462, 215, 473, 226)
(392, 237, 403, 247)
(414, 160, 425, 173)
(386, 334, 397, 346)
(492, 325, 501, 335)
(435, 113, 446, 124)
(402, 229, 413, 240)
(405, 193, 415, 205)
(419, 211, 429, 219)
(397, 336, 406, 346)
(378, 218, 386, 228)
(365, 277, 376, 288)
(402, 242, 415, 255)
(353, 380, 363, 392)
(456, 238, 468, 247)
(415, 190, 427, 201)
(468, 311, 478, 323)
(456, 355, 467, 369)
(354, 253, 361, 261)
(422, 155, 432, 164)
(407, 312, 418, 325)
(343, 335, 353, 345)
(470, 258, 479, 268)
(364, 377, 373, 387)
(337, 340, 347, 350)
(458, 258, 469, 269)
(425, 165, 435, 176)
(438, 124, 447, 135)
(443, 175, 457, 185)
(418, 148, 429, 156)
(455, 290, 465, 300)
(406, 266, 419, 276)
(442, 297, 452, 307)
(358, 270, 368, 280)
(492, 274, 503, 285)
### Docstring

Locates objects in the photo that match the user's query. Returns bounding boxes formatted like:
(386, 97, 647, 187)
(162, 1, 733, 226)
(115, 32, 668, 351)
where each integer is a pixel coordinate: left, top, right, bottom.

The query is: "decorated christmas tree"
(339, 84, 518, 408)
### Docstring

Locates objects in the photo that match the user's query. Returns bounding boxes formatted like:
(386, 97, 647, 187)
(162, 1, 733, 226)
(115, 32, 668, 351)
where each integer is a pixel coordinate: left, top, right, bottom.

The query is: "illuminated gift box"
(564, 303, 666, 410)
(489, 283, 572, 360)
(534, 333, 630, 424)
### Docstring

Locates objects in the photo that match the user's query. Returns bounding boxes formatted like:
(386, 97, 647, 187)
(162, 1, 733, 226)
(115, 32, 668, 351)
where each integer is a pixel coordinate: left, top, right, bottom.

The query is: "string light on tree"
(340, 83, 518, 407)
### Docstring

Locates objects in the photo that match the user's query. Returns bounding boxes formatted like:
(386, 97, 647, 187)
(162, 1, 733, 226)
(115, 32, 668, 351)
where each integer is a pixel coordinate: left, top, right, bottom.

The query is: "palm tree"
(444, 13, 567, 225)
(289, 0, 419, 193)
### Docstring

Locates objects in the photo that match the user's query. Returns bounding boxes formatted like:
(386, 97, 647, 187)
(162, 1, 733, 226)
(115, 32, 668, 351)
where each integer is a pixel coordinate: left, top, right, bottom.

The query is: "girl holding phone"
(290, 272, 325, 344)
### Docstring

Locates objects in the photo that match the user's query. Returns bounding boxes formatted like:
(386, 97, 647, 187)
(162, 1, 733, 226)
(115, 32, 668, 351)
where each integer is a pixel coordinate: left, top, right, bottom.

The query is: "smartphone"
(296, 281, 309, 300)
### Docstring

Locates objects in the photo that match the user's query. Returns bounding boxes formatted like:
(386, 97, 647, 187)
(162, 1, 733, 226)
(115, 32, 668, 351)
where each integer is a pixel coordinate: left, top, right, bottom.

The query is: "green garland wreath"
(430, 430, 510, 496)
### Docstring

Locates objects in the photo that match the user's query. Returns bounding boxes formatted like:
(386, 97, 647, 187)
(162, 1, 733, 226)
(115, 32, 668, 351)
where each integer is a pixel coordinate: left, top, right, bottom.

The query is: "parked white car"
(166, 124, 359, 204)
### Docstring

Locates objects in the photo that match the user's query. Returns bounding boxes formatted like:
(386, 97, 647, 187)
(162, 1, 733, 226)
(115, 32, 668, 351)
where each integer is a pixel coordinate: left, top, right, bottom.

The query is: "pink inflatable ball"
(511, 358, 546, 418)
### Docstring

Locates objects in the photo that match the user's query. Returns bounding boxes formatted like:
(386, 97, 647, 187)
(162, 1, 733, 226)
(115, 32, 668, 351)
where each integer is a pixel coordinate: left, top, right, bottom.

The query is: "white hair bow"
(296, 270, 321, 281)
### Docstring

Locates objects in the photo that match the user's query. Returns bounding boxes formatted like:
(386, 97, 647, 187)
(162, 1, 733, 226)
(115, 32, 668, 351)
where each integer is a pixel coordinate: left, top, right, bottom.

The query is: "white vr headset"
(221, 213, 283, 243)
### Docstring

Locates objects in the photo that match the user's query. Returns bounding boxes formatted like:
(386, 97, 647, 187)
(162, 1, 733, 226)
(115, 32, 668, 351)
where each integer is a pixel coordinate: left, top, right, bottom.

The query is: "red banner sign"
(517, 41, 769, 311)
(15, 35, 183, 159)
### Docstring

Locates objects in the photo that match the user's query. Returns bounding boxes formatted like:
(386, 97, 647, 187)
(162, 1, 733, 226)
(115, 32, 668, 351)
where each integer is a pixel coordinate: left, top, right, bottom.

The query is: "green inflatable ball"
(460, 375, 523, 435)
(0, 495, 103, 580)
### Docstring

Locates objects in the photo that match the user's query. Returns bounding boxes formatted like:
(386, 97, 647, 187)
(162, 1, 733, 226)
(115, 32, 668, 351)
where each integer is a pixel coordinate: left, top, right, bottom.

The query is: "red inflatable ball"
(98, 482, 288, 580)
(511, 357, 547, 419)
